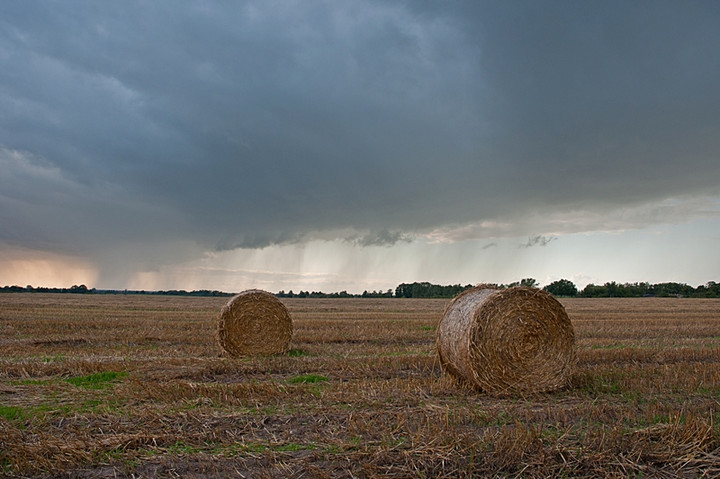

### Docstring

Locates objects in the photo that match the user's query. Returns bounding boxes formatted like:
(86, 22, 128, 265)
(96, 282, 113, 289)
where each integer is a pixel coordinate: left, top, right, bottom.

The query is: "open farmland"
(1, 294, 720, 478)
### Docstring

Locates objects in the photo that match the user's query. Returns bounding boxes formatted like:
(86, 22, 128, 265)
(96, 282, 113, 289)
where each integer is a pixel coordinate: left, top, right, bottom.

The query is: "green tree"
(544, 279, 578, 297)
(579, 283, 607, 297)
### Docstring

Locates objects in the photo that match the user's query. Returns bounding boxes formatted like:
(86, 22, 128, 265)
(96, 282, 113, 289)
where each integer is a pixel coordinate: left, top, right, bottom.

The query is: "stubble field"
(1, 293, 720, 478)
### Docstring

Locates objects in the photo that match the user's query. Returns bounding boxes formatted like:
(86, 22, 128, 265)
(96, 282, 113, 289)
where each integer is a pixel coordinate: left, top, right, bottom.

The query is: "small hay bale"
(436, 285, 575, 394)
(218, 289, 293, 356)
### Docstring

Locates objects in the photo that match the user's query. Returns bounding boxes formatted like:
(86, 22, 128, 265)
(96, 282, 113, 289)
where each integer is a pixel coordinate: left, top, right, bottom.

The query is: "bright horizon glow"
(3, 216, 717, 294)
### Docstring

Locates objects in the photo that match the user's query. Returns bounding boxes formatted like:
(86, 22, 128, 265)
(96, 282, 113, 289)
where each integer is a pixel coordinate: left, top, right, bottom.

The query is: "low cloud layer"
(522, 236, 557, 249)
(2, 1, 719, 286)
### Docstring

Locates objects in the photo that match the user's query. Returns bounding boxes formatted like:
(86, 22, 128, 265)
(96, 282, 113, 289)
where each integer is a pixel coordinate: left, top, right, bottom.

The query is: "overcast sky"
(1, 1, 719, 293)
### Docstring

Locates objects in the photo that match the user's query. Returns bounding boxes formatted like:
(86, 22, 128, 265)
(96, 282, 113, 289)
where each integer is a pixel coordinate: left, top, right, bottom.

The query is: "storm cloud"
(1, 1, 719, 288)
(522, 235, 557, 249)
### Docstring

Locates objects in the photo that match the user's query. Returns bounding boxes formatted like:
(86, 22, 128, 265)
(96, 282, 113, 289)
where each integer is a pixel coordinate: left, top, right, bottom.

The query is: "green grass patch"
(235, 442, 319, 454)
(242, 443, 269, 454)
(65, 371, 128, 389)
(41, 354, 66, 363)
(166, 441, 201, 455)
(420, 325, 436, 331)
(0, 405, 26, 422)
(287, 373, 328, 384)
(324, 444, 344, 453)
(17, 378, 51, 386)
(78, 398, 124, 414)
(589, 343, 632, 350)
(585, 377, 623, 395)
(276, 442, 316, 452)
(287, 348, 312, 357)
(570, 371, 625, 395)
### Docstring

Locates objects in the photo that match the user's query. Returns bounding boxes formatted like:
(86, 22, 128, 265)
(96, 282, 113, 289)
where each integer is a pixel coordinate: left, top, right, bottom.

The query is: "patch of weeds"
(622, 389, 644, 404)
(697, 385, 720, 396)
(287, 374, 328, 384)
(652, 413, 674, 425)
(18, 378, 51, 386)
(472, 410, 516, 427)
(98, 447, 142, 470)
(474, 409, 514, 427)
(41, 353, 66, 363)
(79, 398, 123, 414)
(217, 444, 240, 456)
(570, 372, 624, 395)
(15, 402, 75, 422)
(420, 325, 436, 331)
(260, 405, 279, 415)
(575, 377, 623, 395)
(65, 371, 128, 389)
(232, 441, 319, 453)
(0, 405, 26, 422)
(540, 426, 563, 440)
(287, 349, 312, 357)
(589, 343, 630, 350)
(384, 436, 407, 448)
(492, 411, 514, 426)
(242, 443, 269, 454)
(83, 399, 105, 411)
(473, 410, 491, 426)
(307, 384, 326, 397)
(600, 378, 623, 395)
(662, 414, 686, 425)
(276, 442, 316, 452)
(345, 436, 364, 450)
(166, 441, 201, 455)
(1, 459, 11, 475)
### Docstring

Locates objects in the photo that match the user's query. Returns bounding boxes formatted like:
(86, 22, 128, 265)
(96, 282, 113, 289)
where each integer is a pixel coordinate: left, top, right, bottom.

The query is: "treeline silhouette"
(0, 284, 232, 297)
(576, 281, 720, 298)
(3, 280, 719, 298)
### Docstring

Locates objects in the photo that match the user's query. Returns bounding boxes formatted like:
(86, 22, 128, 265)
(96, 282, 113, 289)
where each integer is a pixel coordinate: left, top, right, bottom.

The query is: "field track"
(2, 294, 720, 477)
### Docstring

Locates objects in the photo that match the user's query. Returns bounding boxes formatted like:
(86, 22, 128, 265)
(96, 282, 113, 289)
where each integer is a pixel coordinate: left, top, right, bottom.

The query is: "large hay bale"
(436, 285, 575, 394)
(218, 289, 293, 356)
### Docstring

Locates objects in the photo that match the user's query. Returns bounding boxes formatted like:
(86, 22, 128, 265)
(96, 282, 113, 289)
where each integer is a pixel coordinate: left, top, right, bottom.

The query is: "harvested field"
(1, 294, 720, 477)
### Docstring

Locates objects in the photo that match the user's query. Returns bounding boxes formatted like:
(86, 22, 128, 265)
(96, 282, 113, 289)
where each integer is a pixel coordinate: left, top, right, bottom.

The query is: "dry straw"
(436, 285, 575, 394)
(218, 289, 293, 356)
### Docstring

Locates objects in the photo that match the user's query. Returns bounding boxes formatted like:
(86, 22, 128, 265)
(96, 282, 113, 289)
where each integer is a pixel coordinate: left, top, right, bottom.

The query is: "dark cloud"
(1, 1, 719, 283)
(521, 235, 557, 249)
(346, 230, 413, 247)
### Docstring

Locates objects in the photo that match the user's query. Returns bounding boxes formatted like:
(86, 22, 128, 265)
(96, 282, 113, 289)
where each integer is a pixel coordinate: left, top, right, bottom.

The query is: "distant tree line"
(394, 282, 473, 298)
(276, 289, 394, 298)
(1, 284, 94, 294)
(0, 284, 232, 297)
(394, 279, 546, 298)
(3, 280, 719, 298)
(573, 281, 720, 298)
(278, 282, 491, 299)
(277, 279, 561, 299)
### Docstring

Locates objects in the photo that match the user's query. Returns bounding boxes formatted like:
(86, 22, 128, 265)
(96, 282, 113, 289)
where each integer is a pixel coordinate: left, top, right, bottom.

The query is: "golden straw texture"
(218, 289, 293, 356)
(437, 285, 575, 394)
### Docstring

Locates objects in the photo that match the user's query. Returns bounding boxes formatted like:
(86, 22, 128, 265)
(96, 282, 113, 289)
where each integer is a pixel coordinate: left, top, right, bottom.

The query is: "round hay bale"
(436, 285, 575, 394)
(218, 289, 293, 356)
